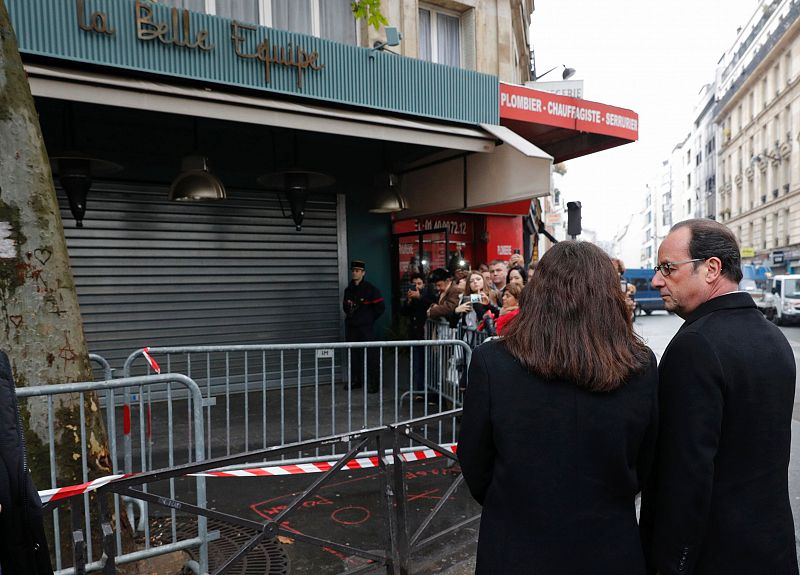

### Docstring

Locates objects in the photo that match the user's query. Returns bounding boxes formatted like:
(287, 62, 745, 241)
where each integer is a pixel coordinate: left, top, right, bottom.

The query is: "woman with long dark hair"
(458, 241, 657, 575)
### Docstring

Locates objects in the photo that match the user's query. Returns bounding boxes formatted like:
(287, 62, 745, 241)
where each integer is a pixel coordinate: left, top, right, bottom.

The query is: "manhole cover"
(151, 517, 289, 575)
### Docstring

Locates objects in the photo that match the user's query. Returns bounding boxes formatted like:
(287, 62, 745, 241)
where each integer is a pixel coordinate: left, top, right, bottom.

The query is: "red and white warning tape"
(37, 444, 458, 505)
(141, 347, 161, 374)
(191, 444, 458, 478)
(39, 474, 130, 505)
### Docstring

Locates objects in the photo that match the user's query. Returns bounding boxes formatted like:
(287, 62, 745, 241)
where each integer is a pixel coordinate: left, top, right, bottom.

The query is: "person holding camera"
(455, 271, 499, 329)
(427, 268, 463, 328)
(401, 272, 436, 391)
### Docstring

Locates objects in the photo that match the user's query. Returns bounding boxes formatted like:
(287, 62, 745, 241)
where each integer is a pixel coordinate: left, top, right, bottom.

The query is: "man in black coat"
(343, 259, 385, 393)
(0, 350, 54, 574)
(640, 219, 798, 575)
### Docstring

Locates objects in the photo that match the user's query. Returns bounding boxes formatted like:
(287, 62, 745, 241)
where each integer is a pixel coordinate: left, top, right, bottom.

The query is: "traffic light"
(566, 201, 582, 237)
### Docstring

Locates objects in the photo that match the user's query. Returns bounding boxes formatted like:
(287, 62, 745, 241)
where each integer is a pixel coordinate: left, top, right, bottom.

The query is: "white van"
(763, 274, 800, 325)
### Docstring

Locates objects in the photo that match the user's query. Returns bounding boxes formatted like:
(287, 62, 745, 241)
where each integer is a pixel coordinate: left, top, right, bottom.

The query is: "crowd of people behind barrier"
(400, 254, 535, 347)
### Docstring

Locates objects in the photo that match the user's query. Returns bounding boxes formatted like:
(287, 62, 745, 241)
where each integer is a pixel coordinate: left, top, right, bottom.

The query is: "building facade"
(716, 0, 800, 272)
(9, 0, 549, 366)
(6, 0, 639, 369)
(691, 83, 718, 220)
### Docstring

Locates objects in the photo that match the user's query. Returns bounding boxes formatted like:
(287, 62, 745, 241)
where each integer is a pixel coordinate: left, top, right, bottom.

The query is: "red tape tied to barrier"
(37, 444, 458, 504)
(142, 347, 161, 374)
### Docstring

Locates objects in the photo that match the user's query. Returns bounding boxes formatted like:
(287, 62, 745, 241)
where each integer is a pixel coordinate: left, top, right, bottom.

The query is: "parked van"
(762, 274, 800, 325)
(623, 268, 665, 315)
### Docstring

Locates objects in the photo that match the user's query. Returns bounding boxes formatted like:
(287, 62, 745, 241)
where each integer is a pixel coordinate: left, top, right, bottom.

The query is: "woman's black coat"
(458, 340, 658, 575)
(0, 351, 53, 575)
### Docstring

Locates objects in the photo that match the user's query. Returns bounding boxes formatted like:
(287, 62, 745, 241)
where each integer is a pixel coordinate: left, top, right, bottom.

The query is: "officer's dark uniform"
(343, 260, 385, 392)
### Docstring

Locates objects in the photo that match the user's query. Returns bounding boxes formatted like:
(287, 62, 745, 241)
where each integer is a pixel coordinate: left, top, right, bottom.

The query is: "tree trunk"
(0, 0, 116, 562)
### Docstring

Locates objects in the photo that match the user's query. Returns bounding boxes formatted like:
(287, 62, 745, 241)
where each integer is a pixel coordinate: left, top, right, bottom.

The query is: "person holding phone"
(455, 271, 499, 332)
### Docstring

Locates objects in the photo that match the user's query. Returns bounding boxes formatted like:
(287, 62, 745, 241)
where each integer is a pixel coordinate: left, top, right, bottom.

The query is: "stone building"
(716, 0, 800, 272)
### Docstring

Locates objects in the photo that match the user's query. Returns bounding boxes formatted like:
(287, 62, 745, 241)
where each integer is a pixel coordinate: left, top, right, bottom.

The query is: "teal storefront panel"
(8, 0, 499, 125)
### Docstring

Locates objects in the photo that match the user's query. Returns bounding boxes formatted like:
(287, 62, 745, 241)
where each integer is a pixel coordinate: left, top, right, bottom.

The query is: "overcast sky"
(531, 0, 762, 241)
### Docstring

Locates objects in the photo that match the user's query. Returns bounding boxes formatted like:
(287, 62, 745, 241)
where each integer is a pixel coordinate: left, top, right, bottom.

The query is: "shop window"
(419, 5, 462, 67)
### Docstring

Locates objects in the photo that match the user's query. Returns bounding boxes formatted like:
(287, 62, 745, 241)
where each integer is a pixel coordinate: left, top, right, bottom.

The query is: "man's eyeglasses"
(653, 258, 704, 277)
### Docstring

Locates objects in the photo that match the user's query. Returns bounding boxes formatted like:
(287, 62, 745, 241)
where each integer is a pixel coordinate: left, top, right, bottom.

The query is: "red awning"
(499, 82, 638, 163)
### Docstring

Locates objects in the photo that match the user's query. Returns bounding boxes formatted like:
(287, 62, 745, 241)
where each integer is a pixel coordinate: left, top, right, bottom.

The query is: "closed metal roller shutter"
(58, 183, 343, 378)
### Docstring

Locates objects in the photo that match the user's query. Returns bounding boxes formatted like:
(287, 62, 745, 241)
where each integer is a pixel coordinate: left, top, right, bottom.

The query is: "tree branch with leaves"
(351, 0, 388, 30)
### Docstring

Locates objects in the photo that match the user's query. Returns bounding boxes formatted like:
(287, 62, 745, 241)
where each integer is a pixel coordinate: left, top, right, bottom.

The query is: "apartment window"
(786, 50, 793, 85)
(159, 0, 206, 11)
(773, 212, 780, 247)
(736, 104, 742, 133)
(687, 174, 691, 188)
(762, 77, 768, 110)
(270, 1, 313, 34)
(762, 216, 768, 249)
(749, 92, 755, 120)
(774, 63, 781, 96)
(158, 0, 357, 43)
(512, 42, 521, 84)
(270, 0, 357, 43)
(419, 5, 461, 67)
(784, 208, 791, 244)
(784, 105, 792, 141)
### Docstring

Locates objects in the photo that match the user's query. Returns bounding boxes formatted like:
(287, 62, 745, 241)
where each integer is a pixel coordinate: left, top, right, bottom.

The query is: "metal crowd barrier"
(121, 341, 471, 466)
(88, 353, 113, 382)
(83, 409, 478, 575)
(17, 374, 209, 575)
(425, 318, 491, 350)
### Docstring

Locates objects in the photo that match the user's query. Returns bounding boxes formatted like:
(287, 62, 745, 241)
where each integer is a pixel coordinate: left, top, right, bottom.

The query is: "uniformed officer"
(343, 260, 385, 392)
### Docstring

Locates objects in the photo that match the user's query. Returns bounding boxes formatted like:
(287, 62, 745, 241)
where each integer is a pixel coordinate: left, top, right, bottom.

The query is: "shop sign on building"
(525, 80, 585, 99)
(8, 0, 499, 125)
(499, 82, 639, 141)
(741, 246, 756, 257)
(772, 250, 785, 265)
(545, 212, 563, 225)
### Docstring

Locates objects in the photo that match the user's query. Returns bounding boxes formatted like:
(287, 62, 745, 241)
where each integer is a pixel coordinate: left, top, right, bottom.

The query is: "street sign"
(741, 247, 756, 257)
(545, 212, 562, 225)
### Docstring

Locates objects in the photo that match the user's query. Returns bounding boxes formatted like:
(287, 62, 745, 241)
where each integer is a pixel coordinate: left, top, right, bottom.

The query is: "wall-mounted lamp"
(169, 156, 226, 201)
(50, 152, 122, 227)
(369, 173, 406, 214)
(370, 27, 402, 59)
(534, 64, 576, 82)
(751, 151, 781, 164)
(258, 170, 335, 231)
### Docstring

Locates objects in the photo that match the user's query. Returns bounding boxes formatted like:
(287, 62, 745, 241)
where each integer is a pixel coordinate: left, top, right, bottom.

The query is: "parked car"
(623, 268, 665, 315)
(762, 274, 800, 325)
(739, 263, 772, 309)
